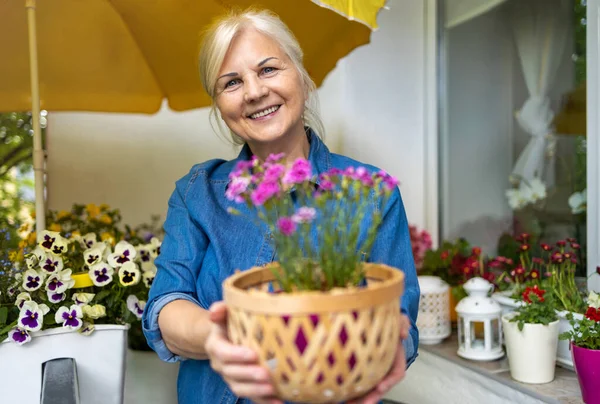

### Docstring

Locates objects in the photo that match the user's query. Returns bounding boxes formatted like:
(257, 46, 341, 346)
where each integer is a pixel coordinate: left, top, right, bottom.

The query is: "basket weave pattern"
(224, 263, 404, 403)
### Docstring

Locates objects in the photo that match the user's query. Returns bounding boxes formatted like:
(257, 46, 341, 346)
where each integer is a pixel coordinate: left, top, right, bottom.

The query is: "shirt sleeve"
(367, 187, 420, 367)
(142, 174, 210, 363)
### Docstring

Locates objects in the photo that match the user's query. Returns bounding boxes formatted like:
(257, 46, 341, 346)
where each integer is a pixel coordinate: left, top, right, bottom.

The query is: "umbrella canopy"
(0, 0, 385, 114)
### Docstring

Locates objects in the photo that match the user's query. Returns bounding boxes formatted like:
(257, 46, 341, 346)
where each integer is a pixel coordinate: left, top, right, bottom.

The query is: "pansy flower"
(18, 300, 50, 332)
(8, 327, 31, 345)
(150, 237, 161, 258)
(88, 262, 114, 287)
(136, 244, 152, 263)
(82, 304, 106, 319)
(141, 260, 156, 273)
(38, 230, 69, 255)
(55, 304, 83, 331)
(126, 295, 146, 319)
(81, 232, 99, 249)
(83, 244, 106, 267)
(15, 292, 32, 309)
(108, 241, 137, 268)
(22, 269, 45, 292)
(142, 269, 156, 288)
(47, 290, 66, 304)
(72, 292, 95, 306)
(45, 269, 75, 294)
(79, 322, 95, 336)
(39, 253, 64, 274)
(118, 261, 141, 286)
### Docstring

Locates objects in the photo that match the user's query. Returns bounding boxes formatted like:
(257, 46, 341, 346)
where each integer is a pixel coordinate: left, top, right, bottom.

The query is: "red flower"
(585, 307, 600, 322)
(556, 240, 567, 247)
(532, 257, 544, 265)
(571, 242, 580, 249)
(540, 243, 551, 251)
(520, 244, 530, 252)
(551, 252, 564, 263)
(522, 285, 545, 304)
(517, 233, 530, 243)
(472, 247, 482, 256)
(563, 252, 572, 260)
(515, 266, 525, 276)
(440, 251, 449, 261)
(529, 269, 540, 280)
(482, 272, 496, 283)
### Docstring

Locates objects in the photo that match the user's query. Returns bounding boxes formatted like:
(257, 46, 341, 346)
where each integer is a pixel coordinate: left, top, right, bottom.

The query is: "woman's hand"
(204, 302, 283, 404)
(347, 314, 411, 404)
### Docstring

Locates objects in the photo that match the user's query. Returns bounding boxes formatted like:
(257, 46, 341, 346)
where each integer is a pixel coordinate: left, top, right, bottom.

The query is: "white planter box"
(502, 314, 559, 384)
(0, 324, 128, 404)
(491, 291, 522, 315)
(556, 310, 585, 370)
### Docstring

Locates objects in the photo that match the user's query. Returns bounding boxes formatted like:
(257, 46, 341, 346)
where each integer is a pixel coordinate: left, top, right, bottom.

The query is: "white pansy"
(79, 322, 95, 336)
(82, 304, 106, 319)
(81, 232, 98, 249)
(46, 289, 67, 304)
(118, 261, 141, 286)
(142, 269, 156, 288)
(38, 252, 64, 274)
(149, 237, 162, 258)
(83, 244, 106, 267)
(37, 230, 69, 255)
(136, 244, 153, 264)
(55, 305, 83, 331)
(18, 300, 49, 332)
(108, 241, 137, 268)
(72, 292, 95, 305)
(22, 269, 45, 292)
(45, 269, 75, 294)
(568, 189, 587, 215)
(126, 295, 146, 319)
(15, 292, 32, 309)
(88, 262, 114, 287)
(141, 260, 156, 273)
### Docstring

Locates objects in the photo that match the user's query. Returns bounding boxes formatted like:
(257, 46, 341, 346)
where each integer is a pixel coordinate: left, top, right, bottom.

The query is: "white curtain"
(445, 0, 507, 28)
(508, 0, 571, 186)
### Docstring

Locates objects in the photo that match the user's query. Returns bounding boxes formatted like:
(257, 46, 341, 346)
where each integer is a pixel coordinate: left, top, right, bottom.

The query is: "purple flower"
(22, 269, 44, 292)
(127, 295, 146, 319)
(18, 301, 49, 332)
(8, 327, 31, 345)
(250, 181, 280, 206)
(283, 158, 312, 185)
(88, 263, 114, 287)
(263, 164, 286, 182)
(225, 176, 251, 203)
(277, 217, 297, 236)
(318, 179, 335, 192)
(55, 305, 83, 330)
(40, 253, 63, 274)
(266, 153, 286, 163)
(376, 170, 399, 190)
(108, 241, 137, 268)
(47, 290, 66, 304)
(292, 207, 317, 224)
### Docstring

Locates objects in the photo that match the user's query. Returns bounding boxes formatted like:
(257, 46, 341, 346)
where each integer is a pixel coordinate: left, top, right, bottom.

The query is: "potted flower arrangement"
(560, 291, 600, 404)
(409, 224, 432, 270)
(222, 154, 405, 403)
(502, 285, 560, 384)
(0, 203, 161, 403)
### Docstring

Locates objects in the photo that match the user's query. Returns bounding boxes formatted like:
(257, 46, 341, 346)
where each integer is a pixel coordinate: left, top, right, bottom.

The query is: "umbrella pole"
(26, 0, 46, 232)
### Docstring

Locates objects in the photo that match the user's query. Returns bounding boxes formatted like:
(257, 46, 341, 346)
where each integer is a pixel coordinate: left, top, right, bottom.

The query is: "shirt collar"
(234, 128, 331, 183)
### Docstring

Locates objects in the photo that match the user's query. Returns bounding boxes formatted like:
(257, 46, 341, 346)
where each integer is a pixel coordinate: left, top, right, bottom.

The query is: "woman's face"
(214, 29, 306, 152)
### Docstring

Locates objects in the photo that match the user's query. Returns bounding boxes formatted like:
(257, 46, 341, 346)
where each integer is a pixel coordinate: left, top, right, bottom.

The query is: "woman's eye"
(225, 79, 240, 89)
(262, 67, 276, 75)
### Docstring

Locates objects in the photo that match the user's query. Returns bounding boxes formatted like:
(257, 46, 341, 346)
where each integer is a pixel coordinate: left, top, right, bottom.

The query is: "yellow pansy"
(49, 223, 62, 232)
(56, 210, 71, 220)
(86, 203, 101, 218)
(99, 214, 112, 225)
(70, 230, 81, 239)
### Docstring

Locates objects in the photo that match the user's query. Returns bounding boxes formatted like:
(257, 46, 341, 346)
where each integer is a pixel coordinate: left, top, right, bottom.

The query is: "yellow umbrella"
(0, 0, 387, 232)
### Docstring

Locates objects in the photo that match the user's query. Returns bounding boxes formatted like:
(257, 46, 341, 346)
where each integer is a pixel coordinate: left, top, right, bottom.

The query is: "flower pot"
(0, 324, 128, 403)
(449, 289, 458, 323)
(502, 314, 559, 384)
(223, 263, 404, 403)
(556, 310, 585, 369)
(572, 343, 600, 404)
(492, 291, 523, 315)
(417, 276, 451, 345)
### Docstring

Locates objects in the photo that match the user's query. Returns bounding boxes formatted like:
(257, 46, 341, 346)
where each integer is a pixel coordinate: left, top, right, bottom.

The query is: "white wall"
(47, 0, 433, 232)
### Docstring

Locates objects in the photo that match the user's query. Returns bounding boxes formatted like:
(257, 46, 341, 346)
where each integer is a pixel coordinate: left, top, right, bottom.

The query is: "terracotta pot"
(223, 263, 404, 403)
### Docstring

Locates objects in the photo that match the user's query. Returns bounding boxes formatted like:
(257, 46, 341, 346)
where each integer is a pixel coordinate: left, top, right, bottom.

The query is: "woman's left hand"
(347, 314, 411, 404)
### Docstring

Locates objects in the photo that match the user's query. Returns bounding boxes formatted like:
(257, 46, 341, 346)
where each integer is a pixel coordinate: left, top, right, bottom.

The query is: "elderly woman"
(142, 9, 420, 404)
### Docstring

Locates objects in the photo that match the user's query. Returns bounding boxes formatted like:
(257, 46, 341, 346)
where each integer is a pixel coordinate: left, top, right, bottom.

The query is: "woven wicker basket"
(222, 263, 404, 403)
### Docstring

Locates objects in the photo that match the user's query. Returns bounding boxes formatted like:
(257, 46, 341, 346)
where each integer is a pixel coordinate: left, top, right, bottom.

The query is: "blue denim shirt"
(142, 131, 420, 404)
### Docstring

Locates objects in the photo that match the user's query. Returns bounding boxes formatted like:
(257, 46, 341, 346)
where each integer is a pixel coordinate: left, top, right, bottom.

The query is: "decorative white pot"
(0, 324, 128, 404)
(556, 310, 585, 370)
(491, 291, 522, 315)
(502, 314, 559, 384)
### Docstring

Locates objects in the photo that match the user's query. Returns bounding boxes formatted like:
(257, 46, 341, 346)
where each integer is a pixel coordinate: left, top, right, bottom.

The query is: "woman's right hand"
(205, 302, 283, 404)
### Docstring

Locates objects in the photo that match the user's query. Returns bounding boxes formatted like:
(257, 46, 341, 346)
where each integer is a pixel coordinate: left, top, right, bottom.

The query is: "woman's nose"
(244, 77, 268, 103)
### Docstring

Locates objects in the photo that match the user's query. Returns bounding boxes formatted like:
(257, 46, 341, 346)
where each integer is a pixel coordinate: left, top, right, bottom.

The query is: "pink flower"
(292, 207, 317, 224)
(264, 164, 286, 182)
(283, 158, 312, 185)
(266, 153, 286, 163)
(250, 181, 280, 206)
(277, 217, 297, 236)
(225, 177, 251, 203)
(376, 170, 399, 190)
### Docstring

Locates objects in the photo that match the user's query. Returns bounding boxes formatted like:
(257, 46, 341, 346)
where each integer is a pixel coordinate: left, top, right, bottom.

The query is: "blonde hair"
(198, 9, 325, 145)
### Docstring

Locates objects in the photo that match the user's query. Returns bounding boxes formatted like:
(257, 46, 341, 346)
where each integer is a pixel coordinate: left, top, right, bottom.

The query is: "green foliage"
(510, 289, 558, 331)
(560, 312, 600, 351)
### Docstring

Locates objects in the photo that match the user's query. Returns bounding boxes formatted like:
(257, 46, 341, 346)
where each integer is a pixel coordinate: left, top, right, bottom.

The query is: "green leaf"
(0, 307, 8, 325)
(95, 290, 111, 303)
(44, 314, 55, 325)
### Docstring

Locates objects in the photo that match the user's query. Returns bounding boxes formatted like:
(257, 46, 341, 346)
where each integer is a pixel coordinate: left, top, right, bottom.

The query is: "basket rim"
(223, 262, 404, 314)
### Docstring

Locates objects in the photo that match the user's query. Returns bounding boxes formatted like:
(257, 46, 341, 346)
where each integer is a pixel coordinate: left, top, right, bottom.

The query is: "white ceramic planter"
(556, 310, 585, 370)
(0, 324, 128, 404)
(491, 291, 522, 315)
(502, 314, 559, 384)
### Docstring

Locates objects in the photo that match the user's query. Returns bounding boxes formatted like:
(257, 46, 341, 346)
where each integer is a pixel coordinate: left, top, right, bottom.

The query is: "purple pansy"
(47, 290, 66, 304)
(126, 295, 146, 319)
(39, 253, 64, 274)
(15, 292, 31, 309)
(88, 263, 114, 287)
(55, 305, 83, 331)
(22, 269, 44, 292)
(118, 262, 140, 286)
(108, 241, 137, 268)
(8, 327, 31, 345)
(18, 301, 49, 332)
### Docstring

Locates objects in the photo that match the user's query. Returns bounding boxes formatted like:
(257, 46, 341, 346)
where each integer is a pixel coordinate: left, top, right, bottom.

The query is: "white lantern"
(417, 276, 451, 345)
(455, 277, 504, 361)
